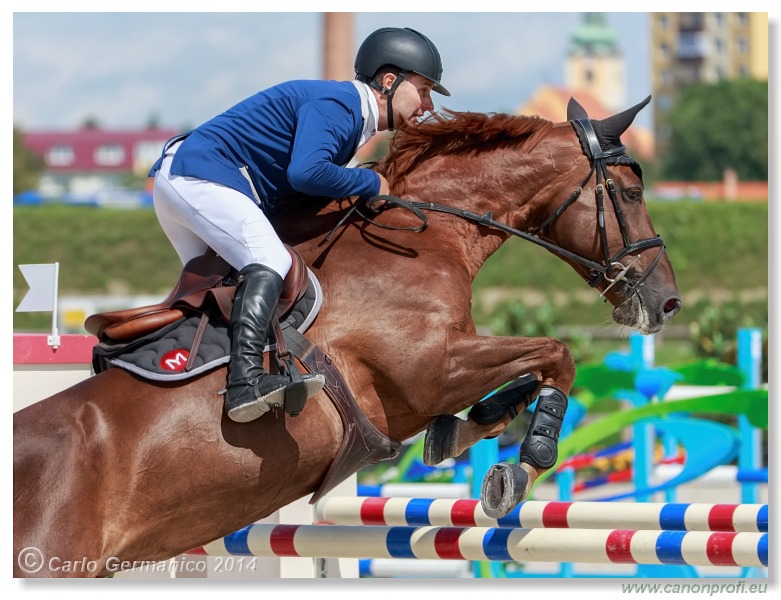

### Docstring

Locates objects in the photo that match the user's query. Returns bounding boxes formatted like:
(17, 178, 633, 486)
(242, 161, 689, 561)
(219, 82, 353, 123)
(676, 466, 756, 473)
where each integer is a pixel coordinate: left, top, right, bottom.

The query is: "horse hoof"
(480, 462, 529, 519)
(423, 414, 462, 465)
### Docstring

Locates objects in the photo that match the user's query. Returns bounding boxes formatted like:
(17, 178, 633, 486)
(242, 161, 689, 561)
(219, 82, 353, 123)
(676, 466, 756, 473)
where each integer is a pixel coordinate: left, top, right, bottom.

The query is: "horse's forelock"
(381, 110, 553, 190)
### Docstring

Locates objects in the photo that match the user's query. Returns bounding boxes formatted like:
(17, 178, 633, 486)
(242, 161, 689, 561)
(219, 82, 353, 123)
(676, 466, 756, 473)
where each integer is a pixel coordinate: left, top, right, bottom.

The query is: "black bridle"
(324, 118, 667, 300)
(545, 118, 667, 297)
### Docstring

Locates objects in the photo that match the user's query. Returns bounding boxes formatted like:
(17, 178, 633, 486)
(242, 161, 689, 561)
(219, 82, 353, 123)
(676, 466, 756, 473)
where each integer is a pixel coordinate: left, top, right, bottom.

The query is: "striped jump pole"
(315, 497, 769, 533)
(191, 524, 768, 568)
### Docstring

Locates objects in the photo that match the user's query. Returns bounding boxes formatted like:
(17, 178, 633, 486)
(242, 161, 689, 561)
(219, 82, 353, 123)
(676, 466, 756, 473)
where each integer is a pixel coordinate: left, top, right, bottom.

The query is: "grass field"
(14, 200, 767, 366)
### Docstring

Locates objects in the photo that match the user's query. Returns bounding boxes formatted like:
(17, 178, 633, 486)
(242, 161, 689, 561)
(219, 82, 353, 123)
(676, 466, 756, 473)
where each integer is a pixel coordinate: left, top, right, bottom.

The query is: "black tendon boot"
(224, 264, 323, 423)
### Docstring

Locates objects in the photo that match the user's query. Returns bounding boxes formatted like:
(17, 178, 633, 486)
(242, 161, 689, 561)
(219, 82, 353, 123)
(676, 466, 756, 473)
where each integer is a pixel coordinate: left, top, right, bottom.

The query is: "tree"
(80, 117, 101, 129)
(13, 127, 44, 195)
(660, 79, 768, 181)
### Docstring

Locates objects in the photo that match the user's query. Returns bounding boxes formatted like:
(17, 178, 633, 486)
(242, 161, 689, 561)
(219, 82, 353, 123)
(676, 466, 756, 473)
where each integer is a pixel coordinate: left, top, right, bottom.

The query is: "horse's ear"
(596, 95, 652, 141)
(566, 97, 589, 121)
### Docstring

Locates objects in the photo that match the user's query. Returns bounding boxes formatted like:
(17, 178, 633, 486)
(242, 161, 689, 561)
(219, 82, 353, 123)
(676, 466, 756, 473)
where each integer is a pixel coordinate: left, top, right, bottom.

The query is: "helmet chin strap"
(367, 71, 407, 131)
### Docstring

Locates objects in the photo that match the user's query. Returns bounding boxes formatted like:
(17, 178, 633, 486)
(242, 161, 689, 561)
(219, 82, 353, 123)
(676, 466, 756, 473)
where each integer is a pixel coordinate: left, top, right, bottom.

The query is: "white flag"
(16, 263, 58, 312)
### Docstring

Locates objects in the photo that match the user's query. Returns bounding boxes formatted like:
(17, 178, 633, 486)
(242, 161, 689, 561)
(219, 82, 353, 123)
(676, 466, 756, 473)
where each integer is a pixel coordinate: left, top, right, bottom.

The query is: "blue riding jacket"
(149, 80, 380, 210)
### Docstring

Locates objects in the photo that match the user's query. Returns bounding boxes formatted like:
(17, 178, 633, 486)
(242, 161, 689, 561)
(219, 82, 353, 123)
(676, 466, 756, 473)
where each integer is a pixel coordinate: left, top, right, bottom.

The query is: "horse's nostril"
(664, 297, 682, 314)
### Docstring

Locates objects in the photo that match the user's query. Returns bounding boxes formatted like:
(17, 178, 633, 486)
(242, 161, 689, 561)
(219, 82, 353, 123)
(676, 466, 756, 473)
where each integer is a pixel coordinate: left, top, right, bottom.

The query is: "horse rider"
(149, 27, 451, 423)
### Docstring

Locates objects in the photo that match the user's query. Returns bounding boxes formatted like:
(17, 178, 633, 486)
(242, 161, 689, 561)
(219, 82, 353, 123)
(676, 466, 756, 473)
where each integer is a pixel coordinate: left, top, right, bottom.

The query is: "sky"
(11, 10, 656, 132)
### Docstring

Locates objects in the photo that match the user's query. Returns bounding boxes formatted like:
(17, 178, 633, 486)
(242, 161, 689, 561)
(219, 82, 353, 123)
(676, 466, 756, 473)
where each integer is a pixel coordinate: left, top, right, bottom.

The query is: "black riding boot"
(224, 263, 322, 423)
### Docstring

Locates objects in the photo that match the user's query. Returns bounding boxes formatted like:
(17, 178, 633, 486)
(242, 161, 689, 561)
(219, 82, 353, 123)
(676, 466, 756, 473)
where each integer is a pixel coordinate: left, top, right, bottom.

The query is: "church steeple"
(569, 12, 620, 56)
(566, 12, 626, 112)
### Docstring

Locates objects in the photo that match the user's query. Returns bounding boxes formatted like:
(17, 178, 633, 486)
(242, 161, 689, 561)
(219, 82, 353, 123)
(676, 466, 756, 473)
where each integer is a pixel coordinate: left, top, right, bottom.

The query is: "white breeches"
(152, 143, 292, 279)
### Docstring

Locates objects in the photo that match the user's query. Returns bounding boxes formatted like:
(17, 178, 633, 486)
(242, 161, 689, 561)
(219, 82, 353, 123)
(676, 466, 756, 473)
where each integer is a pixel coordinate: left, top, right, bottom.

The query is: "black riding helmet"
(355, 27, 450, 130)
(355, 27, 450, 96)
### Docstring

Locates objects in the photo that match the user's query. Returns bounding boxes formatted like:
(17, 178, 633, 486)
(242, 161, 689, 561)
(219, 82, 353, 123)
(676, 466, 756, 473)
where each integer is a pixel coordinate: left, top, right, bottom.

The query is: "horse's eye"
(623, 187, 643, 202)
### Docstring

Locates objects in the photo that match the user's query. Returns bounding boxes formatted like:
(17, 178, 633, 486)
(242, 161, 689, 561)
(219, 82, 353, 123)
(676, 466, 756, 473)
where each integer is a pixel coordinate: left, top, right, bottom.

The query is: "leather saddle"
(85, 245, 401, 504)
(85, 246, 309, 342)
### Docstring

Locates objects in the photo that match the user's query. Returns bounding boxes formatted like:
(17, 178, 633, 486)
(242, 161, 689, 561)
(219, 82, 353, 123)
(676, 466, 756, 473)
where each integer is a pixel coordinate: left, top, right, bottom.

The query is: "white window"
(94, 144, 125, 166)
(46, 145, 75, 167)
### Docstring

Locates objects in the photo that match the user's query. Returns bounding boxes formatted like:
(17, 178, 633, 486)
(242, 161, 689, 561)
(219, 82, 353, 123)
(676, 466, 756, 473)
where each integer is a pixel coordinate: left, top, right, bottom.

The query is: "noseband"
(325, 118, 667, 302)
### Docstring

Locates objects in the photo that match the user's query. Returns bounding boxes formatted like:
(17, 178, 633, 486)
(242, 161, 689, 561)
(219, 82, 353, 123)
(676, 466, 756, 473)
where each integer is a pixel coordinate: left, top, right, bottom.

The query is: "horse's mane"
(378, 109, 554, 192)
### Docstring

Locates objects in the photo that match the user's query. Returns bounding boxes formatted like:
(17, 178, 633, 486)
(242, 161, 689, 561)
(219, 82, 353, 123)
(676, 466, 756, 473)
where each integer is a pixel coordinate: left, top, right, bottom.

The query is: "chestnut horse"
(13, 96, 680, 577)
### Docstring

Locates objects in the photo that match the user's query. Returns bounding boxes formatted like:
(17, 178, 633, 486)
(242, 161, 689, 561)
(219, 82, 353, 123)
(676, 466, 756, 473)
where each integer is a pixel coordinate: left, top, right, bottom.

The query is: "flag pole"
(48, 262, 60, 349)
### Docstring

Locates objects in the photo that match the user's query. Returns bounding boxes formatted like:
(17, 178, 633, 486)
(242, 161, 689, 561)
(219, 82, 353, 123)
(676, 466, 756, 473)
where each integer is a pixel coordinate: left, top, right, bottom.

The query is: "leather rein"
(325, 118, 666, 299)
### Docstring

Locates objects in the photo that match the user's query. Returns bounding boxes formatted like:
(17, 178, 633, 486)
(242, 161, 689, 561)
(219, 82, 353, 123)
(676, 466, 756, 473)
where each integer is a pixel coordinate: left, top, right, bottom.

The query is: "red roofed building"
(22, 126, 179, 202)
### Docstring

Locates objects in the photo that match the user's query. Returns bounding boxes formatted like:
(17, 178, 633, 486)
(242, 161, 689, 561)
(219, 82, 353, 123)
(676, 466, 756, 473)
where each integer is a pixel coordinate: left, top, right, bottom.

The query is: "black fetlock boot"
(224, 264, 322, 423)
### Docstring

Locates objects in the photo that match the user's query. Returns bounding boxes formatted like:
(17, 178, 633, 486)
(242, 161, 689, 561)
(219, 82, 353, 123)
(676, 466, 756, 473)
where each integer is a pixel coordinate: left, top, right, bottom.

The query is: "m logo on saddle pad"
(91, 269, 323, 382)
(160, 348, 190, 372)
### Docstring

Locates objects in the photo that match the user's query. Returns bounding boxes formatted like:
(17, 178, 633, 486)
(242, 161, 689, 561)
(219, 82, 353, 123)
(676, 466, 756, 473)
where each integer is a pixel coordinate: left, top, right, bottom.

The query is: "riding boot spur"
(224, 263, 324, 423)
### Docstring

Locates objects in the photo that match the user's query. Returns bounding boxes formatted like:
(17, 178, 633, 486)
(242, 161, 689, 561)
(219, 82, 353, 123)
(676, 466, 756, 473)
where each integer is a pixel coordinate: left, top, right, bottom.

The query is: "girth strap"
(280, 325, 401, 503)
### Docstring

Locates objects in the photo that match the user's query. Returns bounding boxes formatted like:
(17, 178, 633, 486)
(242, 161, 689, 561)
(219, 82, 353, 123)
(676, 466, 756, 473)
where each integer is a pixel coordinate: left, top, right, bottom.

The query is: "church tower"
(565, 13, 626, 112)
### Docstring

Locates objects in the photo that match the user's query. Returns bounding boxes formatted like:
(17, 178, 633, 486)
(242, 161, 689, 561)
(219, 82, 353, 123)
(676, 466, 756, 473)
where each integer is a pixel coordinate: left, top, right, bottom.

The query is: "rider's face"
(378, 73, 435, 130)
(393, 74, 435, 126)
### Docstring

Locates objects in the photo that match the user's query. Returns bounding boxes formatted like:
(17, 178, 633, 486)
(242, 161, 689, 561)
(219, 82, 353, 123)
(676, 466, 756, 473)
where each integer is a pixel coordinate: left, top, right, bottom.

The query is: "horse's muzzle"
(612, 288, 682, 334)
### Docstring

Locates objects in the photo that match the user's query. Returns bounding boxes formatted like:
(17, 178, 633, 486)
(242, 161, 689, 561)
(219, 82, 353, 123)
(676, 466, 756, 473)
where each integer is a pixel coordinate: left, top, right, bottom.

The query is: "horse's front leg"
(425, 333, 575, 517)
(425, 332, 575, 459)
